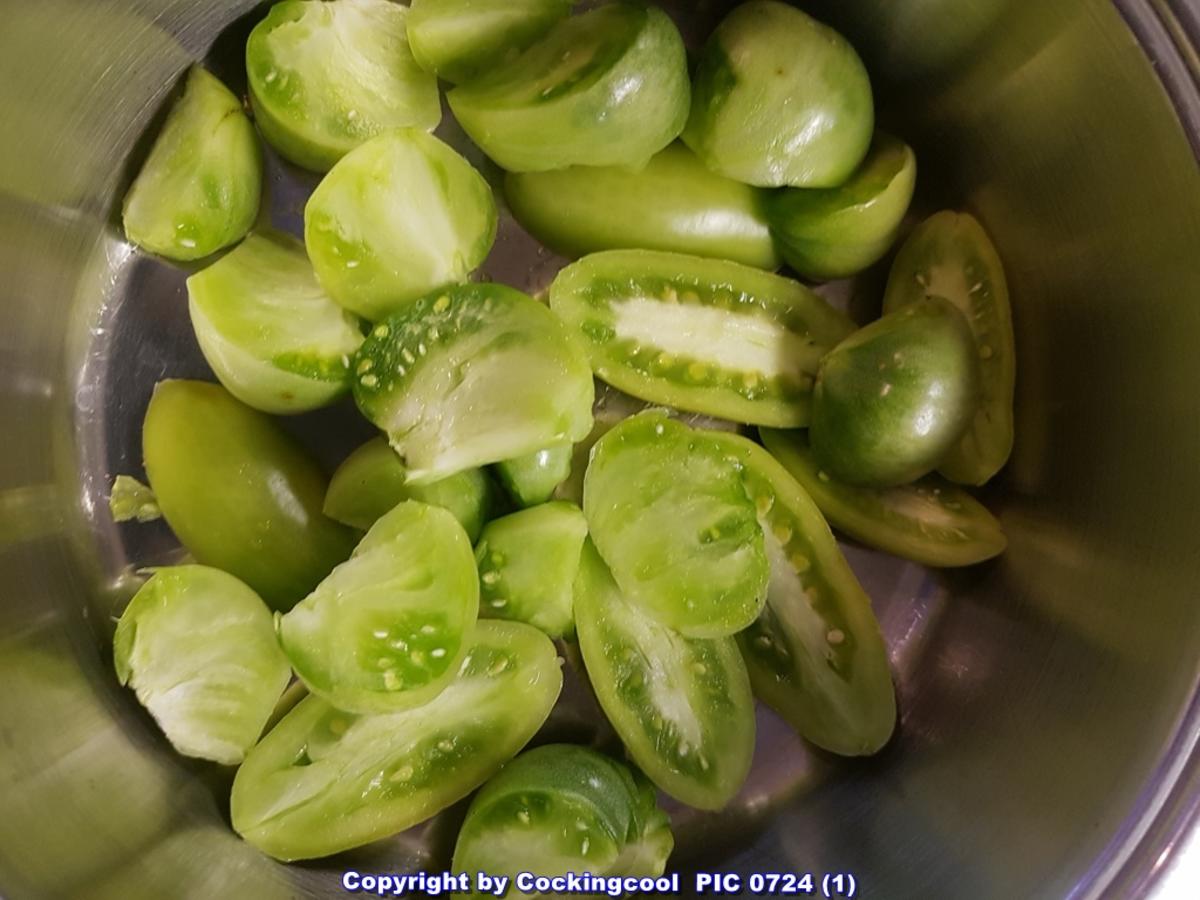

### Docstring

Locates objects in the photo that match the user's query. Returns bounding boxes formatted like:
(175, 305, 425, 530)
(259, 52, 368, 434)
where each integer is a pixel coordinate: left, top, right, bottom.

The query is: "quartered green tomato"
(883, 211, 1015, 486)
(122, 67, 261, 261)
(767, 133, 917, 281)
(574, 541, 754, 809)
(143, 381, 356, 611)
(231, 620, 562, 861)
(475, 501, 588, 639)
(114, 566, 292, 766)
(493, 444, 573, 508)
(279, 501, 479, 715)
(811, 295, 981, 488)
(549, 249, 855, 428)
(759, 429, 1006, 567)
(447, 3, 690, 172)
(305, 129, 498, 322)
(683, 1, 874, 188)
(246, 0, 440, 172)
(353, 283, 595, 485)
(187, 231, 364, 415)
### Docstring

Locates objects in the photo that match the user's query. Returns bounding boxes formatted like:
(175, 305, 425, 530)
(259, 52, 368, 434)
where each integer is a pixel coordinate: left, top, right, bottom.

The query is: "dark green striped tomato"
(493, 443, 573, 508)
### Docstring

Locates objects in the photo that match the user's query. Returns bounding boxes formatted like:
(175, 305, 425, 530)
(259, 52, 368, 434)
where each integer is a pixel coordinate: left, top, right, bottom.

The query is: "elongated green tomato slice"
(246, 0, 440, 172)
(448, 3, 690, 172)
(143, 381, 356, 611)
(494, 443, 573, 508)
(475, 501, 588, 639)
(759, 429, 1006, 567)
(550, 249, 854, 428)
(353, 283, 595, 484)
(113, 566, 292, 765)
(883, 211, 1015, 485)
(122, 67, 261, 261)
(574, 541, 754, 809)
(232, 620, 562, 861)
(767, 134, 917, 281)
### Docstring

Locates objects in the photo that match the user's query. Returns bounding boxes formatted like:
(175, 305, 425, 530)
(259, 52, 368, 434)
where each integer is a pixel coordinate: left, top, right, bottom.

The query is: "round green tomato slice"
(353, 283, 595, 484)
(246, 0, 440, 172)
(493, 443, 573, 508)
(113, 566, 291, 765)
(122, 67, 261, 261)
(447, 3, 690, 172)
(883, 211, 1015, 486)
(231, 620, 563, 861)
(279, 501, 479, 714)
(683, 1, 874, 188)
(143, 380, 356, 611)
(550, 249, 854, 428)
(574, 540, 754, 810)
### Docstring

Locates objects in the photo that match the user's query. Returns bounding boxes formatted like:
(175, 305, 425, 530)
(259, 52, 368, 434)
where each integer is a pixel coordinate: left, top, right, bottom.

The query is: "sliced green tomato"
(550, 249, 854, 428)
(353, 283, 595, 485)
(767, 133, 917, 280)
(447, 3, 690, 172)
(122, 67, 261, 261)
(574, 541, 754, 809)
(109, 475, 161, 523)
(113, 566, 291, 766)
(760, 429, 1006, 567)
(883, 211, 1015, 485)
(246, 0, 440, 172)
(143, 381, 356, 611)
(304, 129, 498, 321)
(232, 620, 562, 861)
(493, 444, 573, 508)
(279, 501, 479, 715)
(683, 1, 874, 188)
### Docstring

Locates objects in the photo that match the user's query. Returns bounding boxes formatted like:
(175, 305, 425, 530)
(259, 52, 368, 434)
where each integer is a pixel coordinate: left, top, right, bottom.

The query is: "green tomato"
(574, 540, 754, 809)
(305, 129, 498, 322)
(883, 211, 1015, 485)
(143, 380, 356, 611)
(683, 1, 873, 188)
(231, 620, 562, 861)
(767, 133, 917, 280)
(122, 67, 261, 261)
(549, 249, 854, 428)
(447, 3, 690, 172)
(246, 0, 440, 172)
(812, 295, 981, 487)
(353, 283, 595, 485)
(493, 443, 573, 508)
(109, 475, 161, 523)
(113, 566, 291, 765)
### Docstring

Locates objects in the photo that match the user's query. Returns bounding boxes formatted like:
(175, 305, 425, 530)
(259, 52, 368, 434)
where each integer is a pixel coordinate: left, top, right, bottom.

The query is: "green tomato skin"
(142, 380, 356, 611)
(447, 3, 690, 172)
(883, 211, 1015, 486)
(231, 620, 563, 861)
(122, 67, 262, 261)
(768, 133, 917, 280)
(493, 443, 573, 508)
(683, 1, 874, 188)
(504, 143, 780, 270)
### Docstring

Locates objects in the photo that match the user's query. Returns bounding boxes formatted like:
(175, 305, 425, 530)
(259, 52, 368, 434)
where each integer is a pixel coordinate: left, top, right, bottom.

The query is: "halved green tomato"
(493, 443, 573, 508)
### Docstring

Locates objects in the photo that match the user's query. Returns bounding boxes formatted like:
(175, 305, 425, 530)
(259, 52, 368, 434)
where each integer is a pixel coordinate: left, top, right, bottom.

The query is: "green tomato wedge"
(186, 231, 364, 415)
(231, 620, 562, 861)
(122, 67, 261, 261)
(113, 566, 291, 766)
(143, 380, 356, 611)
(549, 249, 855, 428)
(760, 429, 1006, 567)
(683, 1, 873, 188)
(493, 443, 573, 508)
(246, 0, 440, 172)
(353, 283, 595, 485)
(883, 211, 1016, 486)
(475, 501, 588, 639)
(324, 437, 494, 541)
(574, 540, 754, 809)
(447, 3, 690, 172)
(505, 143, 780, 270)
(408, 0, 575, 85)
(304, 129, 498, 322)
(767, 133, 917, 281)
(453, 744, 673, 881)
